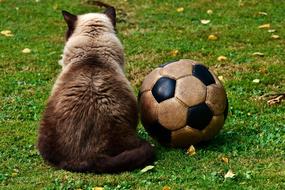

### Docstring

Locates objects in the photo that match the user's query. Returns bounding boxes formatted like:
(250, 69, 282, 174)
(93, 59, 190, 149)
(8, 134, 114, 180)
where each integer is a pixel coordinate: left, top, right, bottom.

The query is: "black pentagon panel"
(187, 103, 213, 130)
(192, 64, 215, 86)
(159, 60, 176, 68)
(224, 97, 229, 120)
(143, 122, 171, 145)
(152, 77, 176, 103)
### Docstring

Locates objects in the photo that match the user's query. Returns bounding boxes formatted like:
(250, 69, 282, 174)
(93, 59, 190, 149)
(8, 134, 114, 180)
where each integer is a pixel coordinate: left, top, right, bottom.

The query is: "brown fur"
(37, 5, 154, 173)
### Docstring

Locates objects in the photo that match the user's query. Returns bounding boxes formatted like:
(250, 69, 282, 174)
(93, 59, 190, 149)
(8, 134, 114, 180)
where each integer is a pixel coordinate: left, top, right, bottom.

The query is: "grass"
(0, 0, 284, 189)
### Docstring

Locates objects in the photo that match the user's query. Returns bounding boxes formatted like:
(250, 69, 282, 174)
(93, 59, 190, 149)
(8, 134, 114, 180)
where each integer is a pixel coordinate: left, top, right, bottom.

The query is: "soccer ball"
(138, 59, 228, 148)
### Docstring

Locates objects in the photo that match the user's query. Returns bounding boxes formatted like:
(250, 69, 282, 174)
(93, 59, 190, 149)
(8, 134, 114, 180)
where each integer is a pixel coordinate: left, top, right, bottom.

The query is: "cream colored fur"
(54, 13, 126, 95)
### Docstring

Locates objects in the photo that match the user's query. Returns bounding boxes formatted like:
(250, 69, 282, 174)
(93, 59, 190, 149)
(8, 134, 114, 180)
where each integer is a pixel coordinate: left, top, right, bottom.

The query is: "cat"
(37, 2, 154, 173)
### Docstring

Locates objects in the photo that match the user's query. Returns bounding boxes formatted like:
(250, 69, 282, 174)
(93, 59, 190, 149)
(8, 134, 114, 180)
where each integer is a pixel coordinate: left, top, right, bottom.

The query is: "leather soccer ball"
(139, 59, 228, 148)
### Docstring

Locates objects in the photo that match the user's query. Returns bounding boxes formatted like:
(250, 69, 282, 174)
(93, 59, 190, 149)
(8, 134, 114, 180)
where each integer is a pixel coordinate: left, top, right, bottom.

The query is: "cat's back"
(45, 61, 137, 130)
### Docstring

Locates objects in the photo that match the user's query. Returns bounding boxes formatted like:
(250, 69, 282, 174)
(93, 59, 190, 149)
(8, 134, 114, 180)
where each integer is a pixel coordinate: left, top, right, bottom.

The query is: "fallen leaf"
(268, 29, 276, 33)
(22, 48, 31, 53)
(259, 92, 285, 101)
(92, 187, 104, 190)
(271, 34, 280, 39)
(221, 156, 229, 164)
(207, 9, 213, 15)
(208, 34, 218, 41)
(258, 12, 267, 16)
(224, 169, 235, 179)
(258, 23, 270, 29)
(267, 94, 284, 106)
(162, 186, 171, 190)
(53, 3, 58, 10)
(176, 7, 184, 12)
(11, 172, 18, 177)
(200, 19, 210, 24)
(140, 165, 154, 173)
(1, 30, 14, 37)
(252, 52, 264, 57)
(186, 145, 196, 156)
(218, 75, 225, 82)
(13, 169, 19, 173)
(169, 49, 179, 57)
(252, 79, 260, 83)
(217, 56, 227, 61)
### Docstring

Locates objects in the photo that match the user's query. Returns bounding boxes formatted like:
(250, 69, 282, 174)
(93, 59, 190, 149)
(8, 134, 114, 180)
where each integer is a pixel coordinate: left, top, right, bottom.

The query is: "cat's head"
(62, 2, 116, 41)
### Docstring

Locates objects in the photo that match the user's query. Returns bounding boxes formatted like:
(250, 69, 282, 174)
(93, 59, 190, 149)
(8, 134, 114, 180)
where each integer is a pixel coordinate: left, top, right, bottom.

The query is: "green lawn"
(1, 0, 284, 189)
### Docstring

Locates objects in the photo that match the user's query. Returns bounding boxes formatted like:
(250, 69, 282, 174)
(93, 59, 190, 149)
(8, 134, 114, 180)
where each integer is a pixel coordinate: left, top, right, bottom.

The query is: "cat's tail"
(60, 140, 155, 173)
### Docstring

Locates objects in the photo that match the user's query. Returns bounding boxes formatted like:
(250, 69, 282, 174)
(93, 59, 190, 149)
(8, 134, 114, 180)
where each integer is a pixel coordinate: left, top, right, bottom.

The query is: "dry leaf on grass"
(217, 56, 227, 61)
(218, 75, 225, 83)
(176, 7, 184, 12)
(53, 4, 58, 10)
(258, 12, 268, 16)
(252, 52, 264, 57)
(22, 48, 31, 53)
(92, 187, 104, 190)
(1, 30, 14, 37)
(267, 94, 285, 106)
(268, 29, 276, 33)
(169, 49, 179, 57)
(208, 34, 218, 41)
(140, 165, 154, 173)
(221, 156, 229, 164)
(13, 168, 19, 173)
(259, 92, 285, 106)
(200, 19, 210, 24)
(186, 145, 196, 156)
(224, 169, 235, 179)
(207, 9, 213, 15)
(258, 23, 270, 29)
(271, 34, 280, 39)
(162, 186, 171, 190)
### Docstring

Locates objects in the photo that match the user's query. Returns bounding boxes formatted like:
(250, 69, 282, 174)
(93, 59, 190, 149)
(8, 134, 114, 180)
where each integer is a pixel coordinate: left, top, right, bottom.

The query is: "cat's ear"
(104, 7, 116, 28)
(94, 1, 116, 28)
(62, 10, 77, 29)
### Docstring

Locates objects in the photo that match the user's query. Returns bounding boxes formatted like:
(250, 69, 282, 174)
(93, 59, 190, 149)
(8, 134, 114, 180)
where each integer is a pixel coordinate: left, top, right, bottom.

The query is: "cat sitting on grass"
(37, 2, 154, 173)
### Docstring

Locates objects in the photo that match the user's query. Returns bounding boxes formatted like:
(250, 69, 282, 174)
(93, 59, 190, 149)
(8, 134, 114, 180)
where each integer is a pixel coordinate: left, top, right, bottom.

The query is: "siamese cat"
(37, 2, 154, 173)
